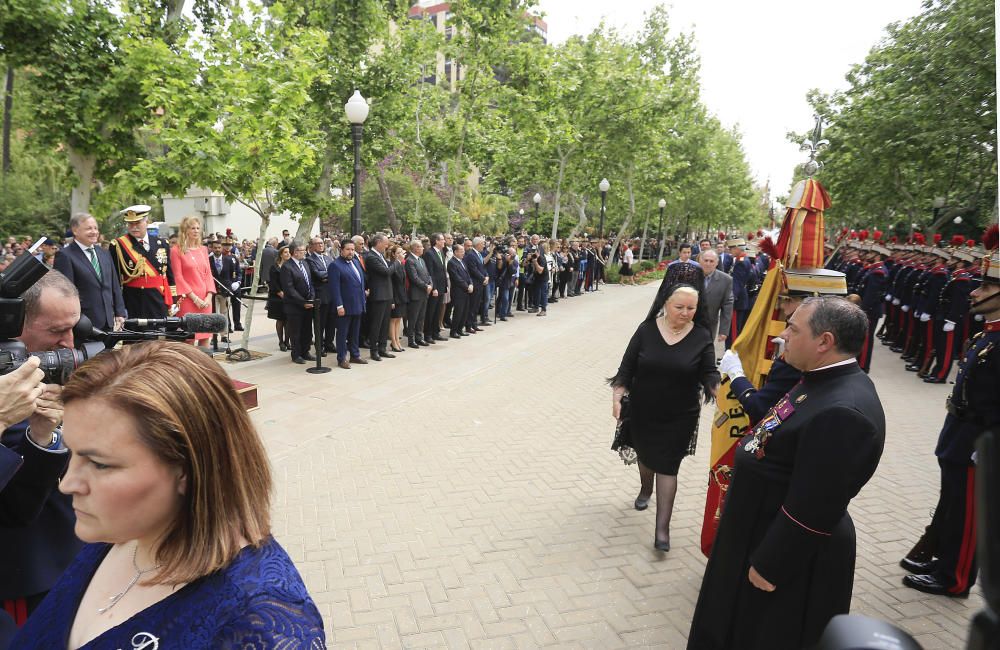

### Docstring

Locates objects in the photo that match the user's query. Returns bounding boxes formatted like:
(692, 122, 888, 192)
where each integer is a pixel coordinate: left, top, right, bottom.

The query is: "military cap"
(783, 267, 848, 296)
(121, 204, 152, 222)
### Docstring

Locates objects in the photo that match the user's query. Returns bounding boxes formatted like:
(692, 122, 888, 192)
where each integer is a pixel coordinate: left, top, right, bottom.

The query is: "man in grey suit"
(405, 240, 433, 348)
(699, 249, 733, 346)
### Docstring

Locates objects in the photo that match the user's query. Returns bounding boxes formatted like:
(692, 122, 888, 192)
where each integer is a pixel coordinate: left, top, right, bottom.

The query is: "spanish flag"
(699, 178, 831, 556)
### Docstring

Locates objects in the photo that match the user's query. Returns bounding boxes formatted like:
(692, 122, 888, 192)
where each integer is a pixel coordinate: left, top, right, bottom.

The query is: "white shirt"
(811, 358, 857, 373)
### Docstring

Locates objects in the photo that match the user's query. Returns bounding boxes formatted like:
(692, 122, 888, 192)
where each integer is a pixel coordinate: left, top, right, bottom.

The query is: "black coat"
(729, 358, 801, 424)
(422, 247, 448, 293)
(689, 362, 885, 650)
(53, 243, 126, 330)
(448, 256, 472, 292)
(364, 250, 393, 302)
(279, 259, 314, 311)
(209, 254, 240, 297)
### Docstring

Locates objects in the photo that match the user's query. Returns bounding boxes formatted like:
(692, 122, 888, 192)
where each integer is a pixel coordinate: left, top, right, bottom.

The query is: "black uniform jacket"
(688, 362, 885, 650)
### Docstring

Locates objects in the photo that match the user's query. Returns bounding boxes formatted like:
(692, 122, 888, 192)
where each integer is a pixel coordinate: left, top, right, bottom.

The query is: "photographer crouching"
(0, 271, 81, 631)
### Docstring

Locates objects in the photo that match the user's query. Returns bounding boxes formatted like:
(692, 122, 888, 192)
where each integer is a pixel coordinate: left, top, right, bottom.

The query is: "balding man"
(689, 297, 885, 650)
(698, 250, 733, 348)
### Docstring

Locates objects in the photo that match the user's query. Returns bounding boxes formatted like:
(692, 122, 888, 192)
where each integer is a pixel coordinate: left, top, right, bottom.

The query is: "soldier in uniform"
(924, 245, 978, 383)
(857, 244, 890, 373)
(724, 237, 753, 348)
(901, 228, 1000, 597)
(907, 246, 951, 374)
(107, 204, 176, 319)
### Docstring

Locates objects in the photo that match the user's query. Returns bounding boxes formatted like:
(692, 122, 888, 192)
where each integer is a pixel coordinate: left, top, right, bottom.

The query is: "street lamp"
(598, 178, 610, 239)
(657, 198, 666, 262)
(344, 90, 369, 236)
(533, 193, 541, 233)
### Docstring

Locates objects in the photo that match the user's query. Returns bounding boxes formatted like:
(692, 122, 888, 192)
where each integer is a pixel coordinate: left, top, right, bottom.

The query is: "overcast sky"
(536, 0, 925, 199)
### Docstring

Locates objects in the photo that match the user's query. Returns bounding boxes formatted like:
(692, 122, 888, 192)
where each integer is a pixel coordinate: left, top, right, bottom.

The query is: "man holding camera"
(0, 271, 81, 625)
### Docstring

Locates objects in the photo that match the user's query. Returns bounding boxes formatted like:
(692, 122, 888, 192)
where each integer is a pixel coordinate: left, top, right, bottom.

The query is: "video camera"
(0, 238, 226, 385)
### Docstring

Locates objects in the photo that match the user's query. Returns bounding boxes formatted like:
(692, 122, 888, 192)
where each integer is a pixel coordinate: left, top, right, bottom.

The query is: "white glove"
(893, 298, 901, 306)
(884, 293, 893, 302)
(901, 305, 910, 312)
(943, 320, 956, 332)
(914, 311, 923, 319)
(169, 303, 180, 316)
(718, 350, 745, 379)
(231, 281, 240, 291)
(920, 313, 931, 322)
(772, 337, 787, 357)
(975, 314, 984, 321)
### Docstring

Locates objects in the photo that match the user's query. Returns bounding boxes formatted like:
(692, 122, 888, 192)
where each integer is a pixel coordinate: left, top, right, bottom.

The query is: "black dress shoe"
(634, 496, 650, 511)
(479, 321, 491, 327)
(324, 345, 337, 353)
(923, 376, 946, 384)
(499, 317, 507, 321)
(408, 340, 421, 349)
(349, 357, 368, 365)
(234, 326, 244, 331)
(465, 328, 476, 334)
(279, 342, 288, 352)
(292, 357, 306, 364)
(899, 557, 938, 574)
(653, 538, 670, 552)
(370, 352, 382, 361)
(472, 327, 482, 332)
(904, 363, 920, 371)
(890, 346, 903, 353)
(302, 353, 316, 361)
(450, 333, 462, 339)
(433, 335, 447, 342)
(379, 350, 396, 358)
(902, 573, 969, 597)
(460, 331, 470, 337)
(422, 338, 435, 345)
(417, 339, 430, 347)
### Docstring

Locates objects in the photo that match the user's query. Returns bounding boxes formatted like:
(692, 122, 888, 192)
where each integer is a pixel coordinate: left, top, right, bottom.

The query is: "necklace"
(98, 543, 161, 614)
(660, 316, 688, 336)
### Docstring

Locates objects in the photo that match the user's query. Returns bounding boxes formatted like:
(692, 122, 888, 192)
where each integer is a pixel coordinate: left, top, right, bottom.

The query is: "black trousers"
(927, 324, 962, 381)
(450, 291, 470, 336)
(231, 290, 243, 328)
(367, 300, 390, 353)
(467, 284, 483, 328)
(406, 297, 428, 341)
(926, 459, 979, 594)
(285, 306, 314, 359)
(424, 294, 441, 339)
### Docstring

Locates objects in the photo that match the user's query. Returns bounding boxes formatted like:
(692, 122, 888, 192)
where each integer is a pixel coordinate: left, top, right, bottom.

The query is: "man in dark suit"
(208, 240, 240, 340)
(464, 237, 490, 332)
(54, 213, 126, 331)
(447, 244, 474, 339)
(279, 241, 316, 364)
(107, 204, 176, 319)
(258, 238, 279, 291)
(364, 234, 393, 361)
(698, 249, 733, 346)
(305, 237, 336, 355)
(328, 239, 367, 369)
(405, 240, 433, 348)
(423, 233, 448, 342)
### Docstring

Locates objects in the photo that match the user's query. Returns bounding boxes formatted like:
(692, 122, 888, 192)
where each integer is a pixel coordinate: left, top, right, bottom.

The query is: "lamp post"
(344, 90, 369, 236)
(533, 193, 541, 234)
(598, 178, 609, 240)
(657, 198, 666, 262)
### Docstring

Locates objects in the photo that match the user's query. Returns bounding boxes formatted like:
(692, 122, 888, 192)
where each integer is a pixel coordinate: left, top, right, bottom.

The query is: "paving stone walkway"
(225, 283, 983, 648)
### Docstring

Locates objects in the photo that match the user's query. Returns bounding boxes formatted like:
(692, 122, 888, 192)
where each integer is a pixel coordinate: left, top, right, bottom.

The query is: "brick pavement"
(225, 284, 984, 648)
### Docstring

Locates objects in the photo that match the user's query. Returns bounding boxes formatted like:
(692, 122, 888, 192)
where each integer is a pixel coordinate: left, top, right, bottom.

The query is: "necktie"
(705, 273, 712, 290)
(215, 257, 222, 272)
(349, 259, 361, 283)
(86, 247, 102, 280)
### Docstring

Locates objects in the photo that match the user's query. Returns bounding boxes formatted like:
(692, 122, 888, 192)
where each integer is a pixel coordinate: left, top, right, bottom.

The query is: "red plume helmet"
(858, 229, 869, 242)
(933, 233, 942, 244)
(747, 231, 754, 240)
(984, 224, 999, 251)
(967, 239, 976, 248)
(841, 227, 849, 235)
(873, 230, 883, 241)
(951, 234, 966, 247)
(890, 235, 898, 243)
(758, 236, 779, 260)
(756, 228, 763, 237)
(915, 232, 926, 245)
(849, 230, 858, 240)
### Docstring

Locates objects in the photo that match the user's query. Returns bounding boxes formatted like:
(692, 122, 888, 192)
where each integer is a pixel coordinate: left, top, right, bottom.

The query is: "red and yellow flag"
(699, 179, 830, 557)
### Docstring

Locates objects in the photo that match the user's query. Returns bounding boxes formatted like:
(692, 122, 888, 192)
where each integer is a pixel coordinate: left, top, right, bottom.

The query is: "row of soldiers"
(826, 236, 985, 379)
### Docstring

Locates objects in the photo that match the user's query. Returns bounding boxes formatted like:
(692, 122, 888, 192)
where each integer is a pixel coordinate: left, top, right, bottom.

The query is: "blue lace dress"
(10, 537, 325, 649)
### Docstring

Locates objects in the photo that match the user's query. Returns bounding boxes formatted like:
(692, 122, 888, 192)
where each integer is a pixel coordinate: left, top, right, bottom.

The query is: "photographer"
(0, 270, 82, 623)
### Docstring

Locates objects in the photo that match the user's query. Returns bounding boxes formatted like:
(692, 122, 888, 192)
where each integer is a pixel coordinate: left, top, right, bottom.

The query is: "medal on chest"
(743, 393, 800, 459)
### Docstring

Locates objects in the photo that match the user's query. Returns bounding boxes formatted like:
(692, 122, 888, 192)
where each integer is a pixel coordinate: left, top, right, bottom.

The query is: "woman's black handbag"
(611, 394, 638, 465)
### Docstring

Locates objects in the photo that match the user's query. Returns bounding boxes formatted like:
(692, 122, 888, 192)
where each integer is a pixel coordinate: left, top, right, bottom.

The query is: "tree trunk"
(68, 147, 96, 215)
(568, 196, 587, 239)
(2, 67, 12, 176)
(376, 166, 400, 233)
(238, 208, 271, 354)
(638, 213, 649, 261)
(549, 149, 569, 240)
(295, 216, 316, 241)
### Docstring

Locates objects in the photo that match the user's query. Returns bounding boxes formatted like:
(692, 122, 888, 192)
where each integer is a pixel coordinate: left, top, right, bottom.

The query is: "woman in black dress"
(266, 245, 291, 351)
(388, 244, 408, 353)
(611, 266, 720, 551)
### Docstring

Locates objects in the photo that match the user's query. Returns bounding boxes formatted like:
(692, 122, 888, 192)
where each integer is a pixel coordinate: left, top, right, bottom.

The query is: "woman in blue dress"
(12, 341, 325, 649)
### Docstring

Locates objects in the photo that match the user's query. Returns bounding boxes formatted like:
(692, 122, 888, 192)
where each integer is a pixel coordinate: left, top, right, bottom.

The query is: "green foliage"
(360, 170, 449, 234)
(802, 0, 996, 234)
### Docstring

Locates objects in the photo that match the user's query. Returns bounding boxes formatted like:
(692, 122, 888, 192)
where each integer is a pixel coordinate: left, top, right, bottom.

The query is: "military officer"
(901, 230, 1000, 597)
(724, 237, 753, 348)
(924, 246, 978, 383)
(907, 246, 951, 374)
(108, 204, 177, 319)
(857, 245, 890, 373)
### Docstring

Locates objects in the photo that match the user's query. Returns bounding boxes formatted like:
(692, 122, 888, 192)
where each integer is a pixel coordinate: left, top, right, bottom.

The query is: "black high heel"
(391, 344, 405, 352)
(654, 537, 670, 552)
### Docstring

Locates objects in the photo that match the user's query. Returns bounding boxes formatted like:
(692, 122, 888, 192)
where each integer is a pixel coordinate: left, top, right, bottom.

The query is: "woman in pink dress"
(170, 215, 215, 347)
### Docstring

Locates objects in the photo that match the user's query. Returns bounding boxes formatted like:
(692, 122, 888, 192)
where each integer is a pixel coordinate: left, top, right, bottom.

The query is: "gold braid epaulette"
(112, 236, 145, 283)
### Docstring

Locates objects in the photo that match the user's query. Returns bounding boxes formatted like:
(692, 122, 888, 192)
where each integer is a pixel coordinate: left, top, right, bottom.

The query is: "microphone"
(123, 313, 228, 333)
